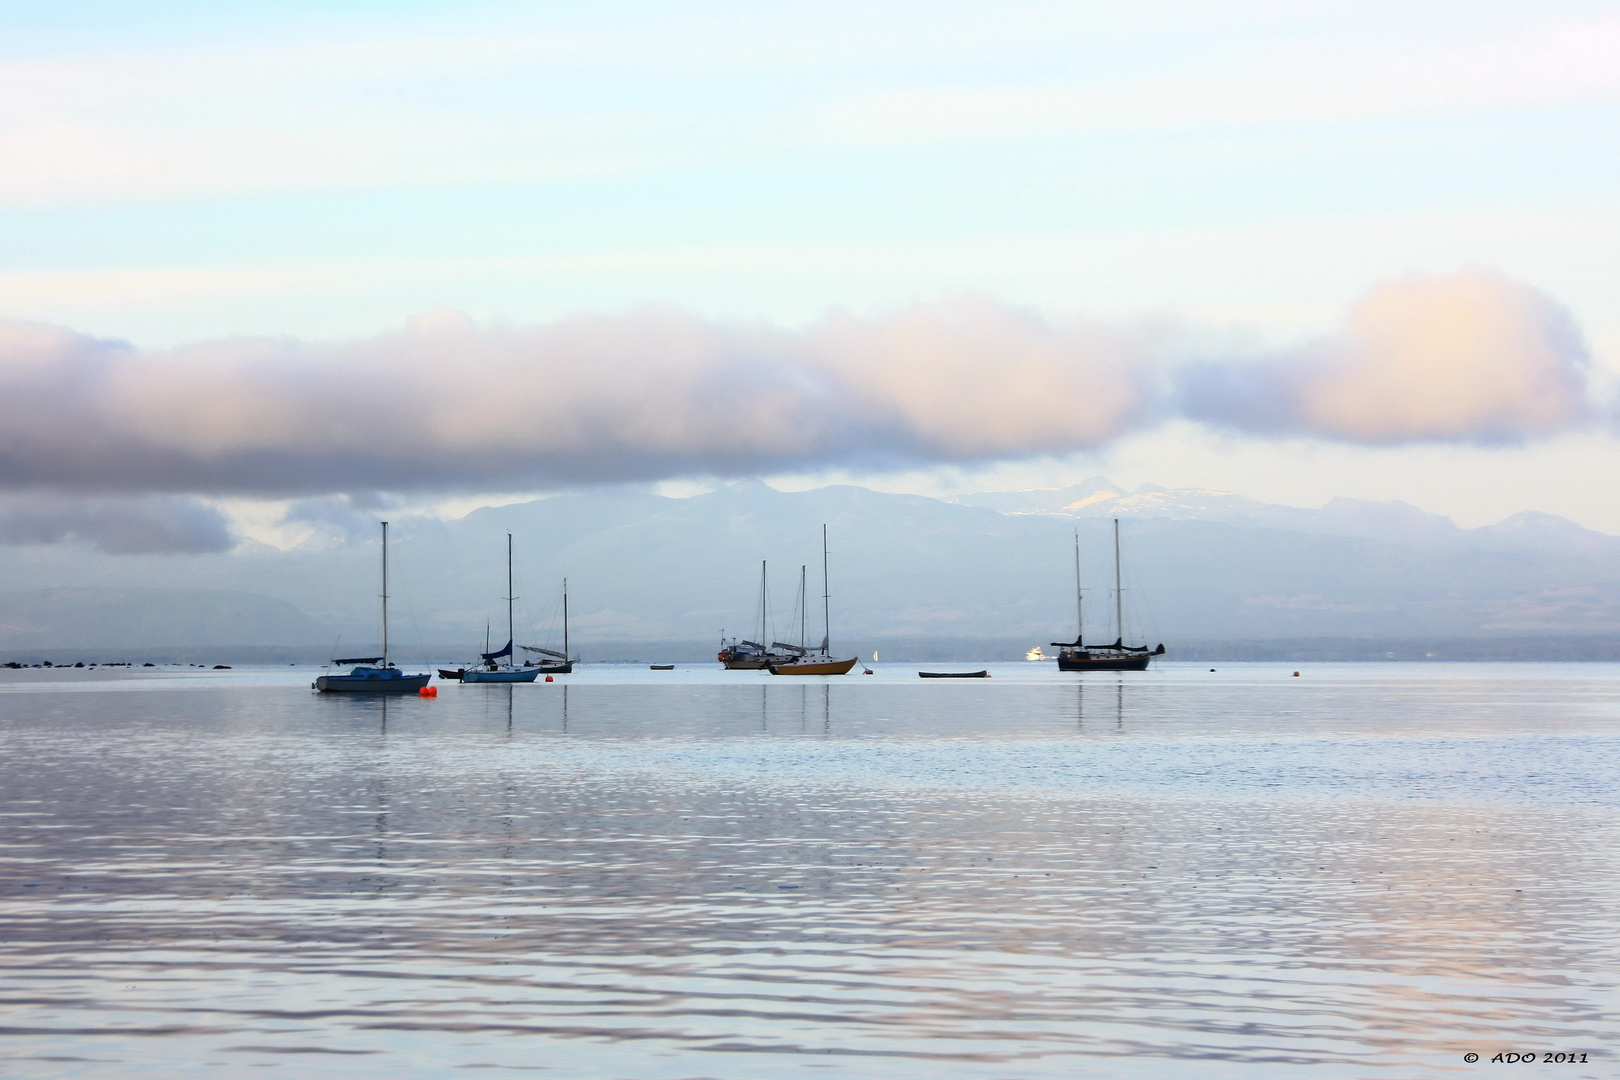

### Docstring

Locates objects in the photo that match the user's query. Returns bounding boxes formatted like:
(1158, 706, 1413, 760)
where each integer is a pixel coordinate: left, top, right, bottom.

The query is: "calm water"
(2, 662, 1617, 1078)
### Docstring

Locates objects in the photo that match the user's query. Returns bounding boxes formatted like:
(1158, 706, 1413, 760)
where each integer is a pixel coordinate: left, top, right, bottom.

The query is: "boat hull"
(462, 667, 542, 683)
(526, 660, 573, 674)
(919, 670, 988, 678)
(768, 656, 859, 676)
(1056, 650, 1152, 672)
(437, 668, 464, 680)
(316, 669, 432, 693)
(719, 650, 804, 670)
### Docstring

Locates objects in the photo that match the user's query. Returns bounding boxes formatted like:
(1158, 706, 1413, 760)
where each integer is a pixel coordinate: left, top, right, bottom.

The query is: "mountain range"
(3, 478, 1618, 658)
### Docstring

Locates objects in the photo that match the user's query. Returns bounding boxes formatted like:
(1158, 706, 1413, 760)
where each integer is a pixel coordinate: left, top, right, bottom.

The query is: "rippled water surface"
(2, 662, 1617, 1078)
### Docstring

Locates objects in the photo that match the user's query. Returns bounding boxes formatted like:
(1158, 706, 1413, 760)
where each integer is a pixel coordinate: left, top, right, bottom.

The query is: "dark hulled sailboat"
(718, 561, 808, 669)
(1052, 519, 1165, 672)
(521, 578, 576, 674)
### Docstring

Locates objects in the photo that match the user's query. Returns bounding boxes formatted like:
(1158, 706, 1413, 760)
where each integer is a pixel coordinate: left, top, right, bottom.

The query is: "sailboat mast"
(506, 532, 514, 669)
(1113, 517, 1123, 644)
(821, 524, 830, 655)
(759, 560, 767, 644)
(799, 565, 806, 651)
(562, 578, 569, 660)
(1074, 529, 1083, 644)
(380, 521, 389, 667)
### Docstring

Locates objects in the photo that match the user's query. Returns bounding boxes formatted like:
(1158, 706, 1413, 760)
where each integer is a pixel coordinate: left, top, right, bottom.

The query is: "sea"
(1, 661, 1616, 1079)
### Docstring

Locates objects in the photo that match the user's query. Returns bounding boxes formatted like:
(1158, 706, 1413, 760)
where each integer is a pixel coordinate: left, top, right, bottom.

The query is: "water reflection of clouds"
(0, 667, 1615, 1077)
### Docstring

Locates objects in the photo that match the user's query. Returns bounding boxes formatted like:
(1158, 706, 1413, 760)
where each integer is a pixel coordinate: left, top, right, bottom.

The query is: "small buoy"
(419, 685, 438, 697)
(1292, 671, 1300, 677)
(544, 675, 553, 682)
(1210, 668, 1216, 672)
(863, 668, 874, 675)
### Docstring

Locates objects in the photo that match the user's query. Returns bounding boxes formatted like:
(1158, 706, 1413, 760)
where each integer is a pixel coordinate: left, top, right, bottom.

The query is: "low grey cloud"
(0, 300, 1156, 496)
(0, 493, 233, 553)
(1176, 270, 1592, 444)
(280, 492, 412, 541)
(0, 274, 1599, 508)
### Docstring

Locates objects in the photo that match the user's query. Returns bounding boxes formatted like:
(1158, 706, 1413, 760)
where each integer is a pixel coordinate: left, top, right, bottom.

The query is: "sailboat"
(520, 578, 576, 674)
(769, 526, 859, 676)
(718, 561, 808, 669)
(463, 533, 542, 683)
(1051, 518, 1165, 672)
(315, 521, 433, 693)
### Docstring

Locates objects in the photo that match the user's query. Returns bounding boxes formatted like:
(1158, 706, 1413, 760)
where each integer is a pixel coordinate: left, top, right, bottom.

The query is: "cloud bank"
(0, 300, 1154, 496)
(1178, 270, 1592, 443)
(0, 271, 1596, 505)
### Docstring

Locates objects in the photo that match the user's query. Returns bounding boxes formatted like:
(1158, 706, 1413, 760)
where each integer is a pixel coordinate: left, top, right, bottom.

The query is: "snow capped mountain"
(956, 477, 1617, 550)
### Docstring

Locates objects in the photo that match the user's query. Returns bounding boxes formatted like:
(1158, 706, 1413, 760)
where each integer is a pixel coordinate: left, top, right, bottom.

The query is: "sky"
(2, 0, 1619, 552)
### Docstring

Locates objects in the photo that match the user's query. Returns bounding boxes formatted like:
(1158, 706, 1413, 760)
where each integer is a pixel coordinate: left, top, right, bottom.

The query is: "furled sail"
(481, 638, 513, 661)
(520, 645, 567, 659)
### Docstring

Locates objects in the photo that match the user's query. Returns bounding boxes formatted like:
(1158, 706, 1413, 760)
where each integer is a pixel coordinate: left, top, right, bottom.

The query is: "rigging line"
(328, 529, 387, 662)
(388, 541, 434, 667)
(535, 583, 566, 653)
(510, 554, 534, 647)
(1124, 541, 1163, 645)
(792, 564, 807, 652)
(762, 561, 774, 649)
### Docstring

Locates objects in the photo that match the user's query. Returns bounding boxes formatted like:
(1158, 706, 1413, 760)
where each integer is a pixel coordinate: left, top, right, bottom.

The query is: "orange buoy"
(419, 685, 438, 697)
(545, 675, 554, 682)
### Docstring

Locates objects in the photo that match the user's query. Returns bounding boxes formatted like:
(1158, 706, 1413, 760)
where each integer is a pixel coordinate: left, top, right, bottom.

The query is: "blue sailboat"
(315, 521, 433, 693)
(462, 533, 542, 683)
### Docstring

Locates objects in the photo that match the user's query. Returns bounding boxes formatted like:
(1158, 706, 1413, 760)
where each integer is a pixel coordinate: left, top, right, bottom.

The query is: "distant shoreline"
(9, 635, 1620, 666)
